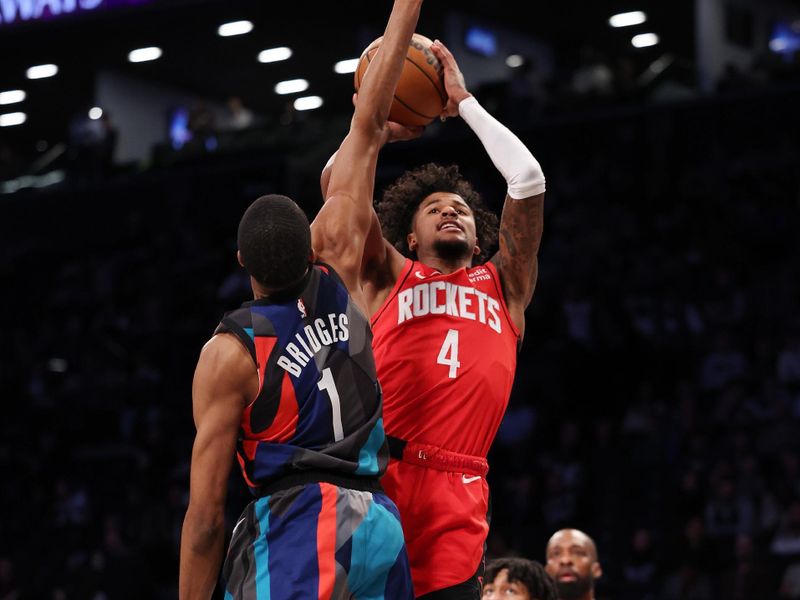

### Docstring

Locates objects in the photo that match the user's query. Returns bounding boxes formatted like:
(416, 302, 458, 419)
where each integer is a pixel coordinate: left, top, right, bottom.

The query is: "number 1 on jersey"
(437, 329, 461, 379)
(317, 368, 345, 441)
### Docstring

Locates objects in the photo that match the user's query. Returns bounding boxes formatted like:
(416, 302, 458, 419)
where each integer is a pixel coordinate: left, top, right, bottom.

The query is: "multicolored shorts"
(223, 482, 413, 599)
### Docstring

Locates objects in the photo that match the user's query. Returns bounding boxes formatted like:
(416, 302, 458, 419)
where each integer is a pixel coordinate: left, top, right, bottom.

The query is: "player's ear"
(473, 244, 481, 256)
(237, 250, 244, 267)
(407, 232, 418, 252)
(591, 561, 603, 580)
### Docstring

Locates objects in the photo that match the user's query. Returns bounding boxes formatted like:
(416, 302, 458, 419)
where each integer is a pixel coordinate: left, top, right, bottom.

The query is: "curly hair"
(376, 163, 499, 265)
(484, 558, 559, 600)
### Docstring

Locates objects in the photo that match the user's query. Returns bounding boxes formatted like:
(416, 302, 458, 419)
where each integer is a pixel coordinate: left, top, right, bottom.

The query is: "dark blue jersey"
(215, 264, 387, 495)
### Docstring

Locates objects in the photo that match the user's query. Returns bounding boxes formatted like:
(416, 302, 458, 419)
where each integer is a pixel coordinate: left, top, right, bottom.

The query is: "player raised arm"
(431, 39, 545, 339)
(310, 0, 422, 299)
(179, 334, 257, 600)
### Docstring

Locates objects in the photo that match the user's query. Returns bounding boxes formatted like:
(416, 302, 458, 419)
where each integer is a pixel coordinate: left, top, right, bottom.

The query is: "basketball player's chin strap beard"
(432, 238, 474, 264)
(458, 96, 546, 200)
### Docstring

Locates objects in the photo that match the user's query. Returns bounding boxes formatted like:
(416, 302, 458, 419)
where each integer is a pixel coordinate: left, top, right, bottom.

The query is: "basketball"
(354, 33, 447, 127)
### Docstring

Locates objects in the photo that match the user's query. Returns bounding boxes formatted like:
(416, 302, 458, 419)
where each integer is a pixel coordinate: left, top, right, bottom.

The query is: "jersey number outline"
(317, 367, 345, 441)
(437, 329, 461, 379)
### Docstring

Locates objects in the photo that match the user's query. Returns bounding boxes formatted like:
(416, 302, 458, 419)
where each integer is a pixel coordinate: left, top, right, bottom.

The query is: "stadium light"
(0, 90, 26, 105)
(334, 59, 359, 74)
(609, 11, 647, 28)
(218, 20, 253, 37)
(294, 96, 323, 111)
(0, 112, 27, 127)
(506, 54, 525, 68)
(26, 64, 58, 79)
(258, 47, 292, 63)
(632, 33, 659, 48)
(89, 107, 103, 120)
(128, 47, 163, 63)
(275, 79, 309, 95)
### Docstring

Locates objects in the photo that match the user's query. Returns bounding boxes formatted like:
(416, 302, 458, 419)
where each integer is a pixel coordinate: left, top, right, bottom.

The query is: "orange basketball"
(354, 33, 446, 127)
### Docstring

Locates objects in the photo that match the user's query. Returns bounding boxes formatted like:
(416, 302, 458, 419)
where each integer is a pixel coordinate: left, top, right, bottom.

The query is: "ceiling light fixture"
(0, 90, 26, 105)
(0, 112, 27, 127)
(334, 59, 359, 74)
(218, 20, 253, 37)
(506, 54, 525, 68)
(294, 96, 323, 111)
(258, 47, 292, 63)
(128, 47, 163, 63)
(632, 33, 659, 48)
(26, 64, 58, 79)
(275, 78, 309, 95)
(609, 11, 647, 28)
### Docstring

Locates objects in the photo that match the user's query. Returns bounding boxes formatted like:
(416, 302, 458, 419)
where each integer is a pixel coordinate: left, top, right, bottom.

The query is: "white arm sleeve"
(458, 96, 545, 199)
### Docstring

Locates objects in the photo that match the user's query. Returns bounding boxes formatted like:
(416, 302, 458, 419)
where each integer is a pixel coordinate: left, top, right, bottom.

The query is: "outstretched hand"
(430, 39, 472, 120)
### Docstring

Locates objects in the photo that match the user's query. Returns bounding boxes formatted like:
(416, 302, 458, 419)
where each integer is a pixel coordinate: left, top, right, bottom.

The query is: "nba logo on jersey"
(297, 298, 307, 317)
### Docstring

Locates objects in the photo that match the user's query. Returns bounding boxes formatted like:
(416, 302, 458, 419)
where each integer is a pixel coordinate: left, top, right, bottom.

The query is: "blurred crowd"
(2, 64, 800, 599)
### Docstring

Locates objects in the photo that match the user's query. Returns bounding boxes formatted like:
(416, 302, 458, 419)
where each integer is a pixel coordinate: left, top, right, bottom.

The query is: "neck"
(250, 267, 310, 300)
(415, 249, 473, 274)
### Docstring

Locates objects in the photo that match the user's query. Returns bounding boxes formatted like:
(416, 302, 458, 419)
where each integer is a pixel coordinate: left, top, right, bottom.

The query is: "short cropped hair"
(484, 557, 558, 600)
(237, 194, 311, 288)
(376, 163, 499, 265)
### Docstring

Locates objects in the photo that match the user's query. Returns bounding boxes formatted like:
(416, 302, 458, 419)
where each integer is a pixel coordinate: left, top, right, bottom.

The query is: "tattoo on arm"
(500, 222, 520, 257)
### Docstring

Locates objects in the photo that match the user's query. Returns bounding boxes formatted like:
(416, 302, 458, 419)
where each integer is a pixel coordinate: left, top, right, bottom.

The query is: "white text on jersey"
(397, 282, 502, 333)
(277, 313, 349, 377)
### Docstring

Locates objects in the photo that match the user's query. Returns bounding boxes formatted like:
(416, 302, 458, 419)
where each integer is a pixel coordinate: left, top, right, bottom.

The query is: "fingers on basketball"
(354, 33, 447, 127)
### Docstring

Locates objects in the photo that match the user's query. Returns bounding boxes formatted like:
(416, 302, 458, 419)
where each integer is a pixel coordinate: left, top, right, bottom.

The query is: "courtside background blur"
(2, 1, 800, 597)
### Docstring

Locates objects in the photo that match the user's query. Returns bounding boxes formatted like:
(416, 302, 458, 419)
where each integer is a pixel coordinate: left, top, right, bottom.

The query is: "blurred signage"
(0, 0, 152, 26)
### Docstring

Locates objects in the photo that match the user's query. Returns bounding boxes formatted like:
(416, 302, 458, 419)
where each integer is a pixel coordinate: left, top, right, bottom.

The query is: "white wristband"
(458, 96, 545, 199)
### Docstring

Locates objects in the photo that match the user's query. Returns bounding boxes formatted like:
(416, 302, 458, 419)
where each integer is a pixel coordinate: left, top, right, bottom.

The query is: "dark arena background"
(3, 0, 800, 597)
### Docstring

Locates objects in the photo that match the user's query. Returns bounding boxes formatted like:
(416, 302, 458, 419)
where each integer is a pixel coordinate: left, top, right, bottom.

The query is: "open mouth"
(557, 572, 577, 582)
(438, 221, 463, 232)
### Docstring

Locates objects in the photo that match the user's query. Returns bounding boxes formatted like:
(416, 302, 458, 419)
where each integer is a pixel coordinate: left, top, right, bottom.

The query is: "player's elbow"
(351, 110, 387, 142)
(183, 503, 225, 552)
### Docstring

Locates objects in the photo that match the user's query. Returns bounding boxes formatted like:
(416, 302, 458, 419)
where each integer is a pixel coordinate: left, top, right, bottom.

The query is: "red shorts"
(380, 441, 490, 597)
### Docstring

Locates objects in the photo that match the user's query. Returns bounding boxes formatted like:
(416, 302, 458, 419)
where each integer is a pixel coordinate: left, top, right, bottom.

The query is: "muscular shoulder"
(193, 332, 258, 404)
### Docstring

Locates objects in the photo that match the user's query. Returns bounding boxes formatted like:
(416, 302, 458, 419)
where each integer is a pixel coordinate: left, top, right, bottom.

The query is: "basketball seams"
(404, 55, 446, 102)
(355, 41, 445, 124)
(358, 48, 444, 101)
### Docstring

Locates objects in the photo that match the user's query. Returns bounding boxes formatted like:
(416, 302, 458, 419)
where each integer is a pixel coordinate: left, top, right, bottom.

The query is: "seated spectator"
(483, 557, 558, 600)
(545, 529, 603, 600)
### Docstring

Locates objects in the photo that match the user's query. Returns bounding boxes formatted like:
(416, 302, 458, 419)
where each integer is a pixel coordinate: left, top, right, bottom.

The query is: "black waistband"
(386, 435, 407, 460)
(254, 469, 384, 498)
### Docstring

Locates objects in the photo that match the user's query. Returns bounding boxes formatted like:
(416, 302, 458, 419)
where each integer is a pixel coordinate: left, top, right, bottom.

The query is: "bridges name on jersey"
(277, 312, 350, 376)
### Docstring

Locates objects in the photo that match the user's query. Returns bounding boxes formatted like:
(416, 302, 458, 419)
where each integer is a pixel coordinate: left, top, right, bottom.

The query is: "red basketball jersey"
(371, 259, 520, 458)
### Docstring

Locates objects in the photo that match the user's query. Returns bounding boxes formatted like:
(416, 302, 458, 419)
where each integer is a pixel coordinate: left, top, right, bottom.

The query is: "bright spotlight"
(26, 64, 58, 79)
(258, 47, 292, 63)
(609, 11, 647, 28)
(0, 112, 27, 127)
(294, 96, 323, 111)
(128, 47, 163, 63)
(275, 79, 309, 95)
(632, 33, 659, 48)
(334, 59, 360, 74)
(218, 20, 254, 37)
(0, 90, 26, 105)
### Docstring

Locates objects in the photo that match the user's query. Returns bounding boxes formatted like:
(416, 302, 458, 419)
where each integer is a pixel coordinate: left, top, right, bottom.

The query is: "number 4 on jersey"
(437, 329, 461, 379)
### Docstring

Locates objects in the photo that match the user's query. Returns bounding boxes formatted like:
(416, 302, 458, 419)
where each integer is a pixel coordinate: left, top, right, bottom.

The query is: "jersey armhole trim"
(370, 258, 414, 327)
(216, 315, 259, 367)
(484, 261, 521, 340)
